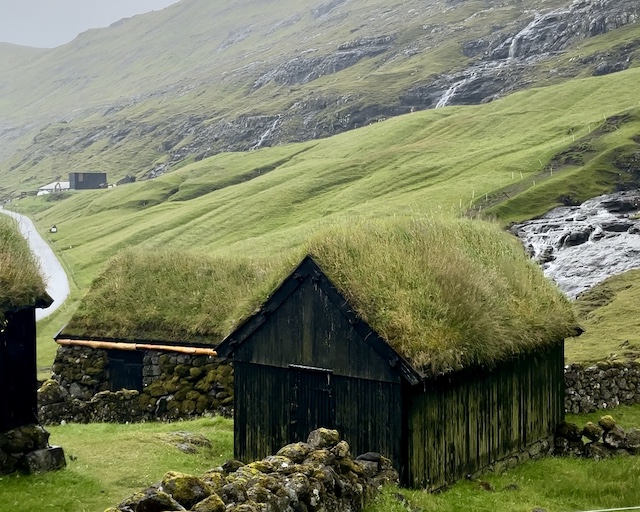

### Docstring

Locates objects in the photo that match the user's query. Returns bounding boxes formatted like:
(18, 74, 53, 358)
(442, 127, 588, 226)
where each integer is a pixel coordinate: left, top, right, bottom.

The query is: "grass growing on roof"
(62, 249, 284, 344)
(306, 216, 577, 375)
(0, 217, 46, 320)
(64, 216, 576, 371)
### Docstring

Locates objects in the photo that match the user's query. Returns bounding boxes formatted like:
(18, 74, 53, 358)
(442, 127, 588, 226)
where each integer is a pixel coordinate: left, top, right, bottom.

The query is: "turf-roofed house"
(215, 217, 579, 490)
(51, 251, 270, 422)
(0, 218, 65, 474)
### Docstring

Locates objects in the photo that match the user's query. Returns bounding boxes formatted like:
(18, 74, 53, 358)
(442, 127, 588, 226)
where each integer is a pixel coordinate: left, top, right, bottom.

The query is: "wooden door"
(107, 350, 144, 392)
(288, 365, 335, 443)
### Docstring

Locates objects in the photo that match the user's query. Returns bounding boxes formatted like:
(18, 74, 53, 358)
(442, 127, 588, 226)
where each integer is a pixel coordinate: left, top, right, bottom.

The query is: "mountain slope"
(1, 0, 638, 199)
(14, 65, 640, 294)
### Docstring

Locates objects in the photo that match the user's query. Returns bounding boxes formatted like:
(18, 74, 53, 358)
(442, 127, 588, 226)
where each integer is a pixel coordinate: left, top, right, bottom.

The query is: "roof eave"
(217, 255, 424, 385)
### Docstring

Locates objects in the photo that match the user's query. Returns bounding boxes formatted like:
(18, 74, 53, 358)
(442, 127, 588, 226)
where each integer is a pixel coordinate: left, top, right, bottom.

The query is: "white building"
(37, 181, 70, 196)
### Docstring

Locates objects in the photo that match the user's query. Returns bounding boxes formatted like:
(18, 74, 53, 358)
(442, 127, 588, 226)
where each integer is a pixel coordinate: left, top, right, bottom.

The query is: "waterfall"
(251, 116, 281, 150)
(435, 73, 476, 109)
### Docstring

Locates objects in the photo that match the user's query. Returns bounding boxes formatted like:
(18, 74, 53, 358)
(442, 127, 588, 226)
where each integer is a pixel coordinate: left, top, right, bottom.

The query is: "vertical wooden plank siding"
(234, 362, 289, 462)
(234, 278, 401, 384)
(234, 360, 404, 468)
(332, 375, 403, 470)
(0, 308, 38, 432)
(407, 343, 564, 490)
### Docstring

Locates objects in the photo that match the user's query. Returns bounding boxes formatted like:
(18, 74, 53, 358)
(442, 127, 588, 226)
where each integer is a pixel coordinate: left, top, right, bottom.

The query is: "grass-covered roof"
(63, 216, 577, 374)
(0, 217, 47, 320)
(62, 249, 279, 345)
(307, 217, 577, 375)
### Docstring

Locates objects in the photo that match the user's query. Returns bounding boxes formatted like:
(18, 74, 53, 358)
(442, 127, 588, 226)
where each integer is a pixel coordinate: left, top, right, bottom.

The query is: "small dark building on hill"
(216, 256, 569, 490)
(69, 172, 107, 190)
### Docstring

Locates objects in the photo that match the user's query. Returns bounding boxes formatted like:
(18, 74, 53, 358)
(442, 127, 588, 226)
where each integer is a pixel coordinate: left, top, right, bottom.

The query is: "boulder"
(22, 446, 66, 474)
(191, 494, 225, 512)
(160, 471, 213, 509)
(623, 428, 640, 454)
(276, 442, 313, 463)
(556, 421, 582, 442)
(603, 426, 626, 449)
(117, 488, 187, 512)
(598, 415, 617, 432)
(582, 422, 603, 442)
(307, 428, 340, 449)
(37, 379, 70, 405)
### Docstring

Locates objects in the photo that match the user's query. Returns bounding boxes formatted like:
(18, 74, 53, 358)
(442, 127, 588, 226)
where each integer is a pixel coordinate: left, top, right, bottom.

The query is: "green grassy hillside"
(566, 269, 640, 363)
(15, 65, 640, 283)
(1, 0, 639, 199)
(8, 64, 638, 370)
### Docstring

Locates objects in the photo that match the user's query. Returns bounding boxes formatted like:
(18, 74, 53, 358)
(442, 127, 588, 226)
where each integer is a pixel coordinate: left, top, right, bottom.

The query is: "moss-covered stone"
(307, 428, 340, 449)
(181, 400, 196, 415)
(582, 422, 604, 442)
(174, 364, 191, 378)
(189, 367, 204, 379)
(161, 471, 213, 509)
(162, 381, 179, 394)
(331, 440, 351, 458)
(195, 395, 210, 414)
(599, 415, 617, 431)
(201, 470, 226, 493)
(276, 442, 313, 463)
(137, 393, 152, 409)
(556, 421, 582, 442)
(0, 425, 50, 454)
(304, 449, 336, 466)
(146, 381, 166, 398)
(191, 493, 225, 512)
(118, 488, 185, 512)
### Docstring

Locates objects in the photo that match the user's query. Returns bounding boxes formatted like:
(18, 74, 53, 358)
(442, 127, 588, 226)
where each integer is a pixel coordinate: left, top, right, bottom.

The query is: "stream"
(511, 190, 640, 298)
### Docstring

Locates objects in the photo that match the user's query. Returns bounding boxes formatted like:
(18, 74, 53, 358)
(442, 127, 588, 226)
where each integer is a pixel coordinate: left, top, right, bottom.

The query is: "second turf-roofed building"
(215, 217, 579, 489)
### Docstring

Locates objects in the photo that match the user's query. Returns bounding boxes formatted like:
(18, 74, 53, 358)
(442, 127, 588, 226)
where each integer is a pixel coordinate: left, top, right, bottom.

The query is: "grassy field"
(1, 407, 639, 512)
(0, 417, 233, 512)
(566, 269, 640, 363)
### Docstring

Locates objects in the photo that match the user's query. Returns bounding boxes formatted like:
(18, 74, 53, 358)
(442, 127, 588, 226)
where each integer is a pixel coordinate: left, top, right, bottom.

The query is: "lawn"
(1, 407, 639, 512)
(0, 417, 233, 512)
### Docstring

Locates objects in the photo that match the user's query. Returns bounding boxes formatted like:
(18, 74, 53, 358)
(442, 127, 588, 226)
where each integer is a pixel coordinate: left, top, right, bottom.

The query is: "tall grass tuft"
(0, 217, 46, 321)
(306, 215, 577, 375)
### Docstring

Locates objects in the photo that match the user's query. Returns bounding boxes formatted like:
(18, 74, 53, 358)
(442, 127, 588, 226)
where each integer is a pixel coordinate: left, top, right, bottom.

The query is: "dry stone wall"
(105, 428, 398, 512)
(0, 424, 65, 475)
(39, 345, 233, 424)
(564, 361, 640, 414)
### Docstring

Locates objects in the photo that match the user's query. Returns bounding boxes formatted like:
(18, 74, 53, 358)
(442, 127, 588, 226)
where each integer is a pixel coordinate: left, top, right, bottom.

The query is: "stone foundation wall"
(564, 361, 640, 414)
(42, 347, 640, 423)
(482, 436, 554, 477)
(0, 424, 65, 475)
(39, 345, 233, 424)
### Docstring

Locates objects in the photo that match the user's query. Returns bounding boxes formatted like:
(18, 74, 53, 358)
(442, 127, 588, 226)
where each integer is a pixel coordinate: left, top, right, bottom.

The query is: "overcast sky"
(0, 0, 181, 48)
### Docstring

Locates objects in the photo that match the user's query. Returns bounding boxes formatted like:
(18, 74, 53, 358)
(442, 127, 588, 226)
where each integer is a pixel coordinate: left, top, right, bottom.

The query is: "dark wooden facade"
(69, 172, 107, 190)
(0, 301, 51, 433)
(216, 256, 565, 489)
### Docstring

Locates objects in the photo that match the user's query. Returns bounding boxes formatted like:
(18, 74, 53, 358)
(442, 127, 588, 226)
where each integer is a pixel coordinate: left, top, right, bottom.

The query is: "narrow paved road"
(0, 207, 70, 320)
